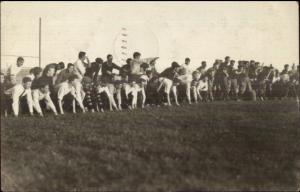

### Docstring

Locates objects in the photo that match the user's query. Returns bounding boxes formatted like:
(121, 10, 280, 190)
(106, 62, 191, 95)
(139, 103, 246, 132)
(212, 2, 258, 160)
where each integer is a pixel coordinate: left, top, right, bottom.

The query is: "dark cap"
(141, 63, 150, 69)
(68, 74, 78, 82)
(133, 52, 141, 58)
(171, 62, 180, 68)
(78, 51, 86, 59)
(22, 77, 32, 84)
(95, 58, 103, 63)
(126, 58, 132, 64)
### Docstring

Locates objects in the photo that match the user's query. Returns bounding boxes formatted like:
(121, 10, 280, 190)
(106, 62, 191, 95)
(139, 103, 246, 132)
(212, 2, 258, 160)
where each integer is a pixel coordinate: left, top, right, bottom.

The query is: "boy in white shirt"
(7, 57, 24, 79)
(32, 81, 58, 116)
(191, 70, 201, 103)
(4, 77, 33, 117)
(198, 76, 209, 102)
(180, 58, 193, 104)
(74, 51, 90, 80)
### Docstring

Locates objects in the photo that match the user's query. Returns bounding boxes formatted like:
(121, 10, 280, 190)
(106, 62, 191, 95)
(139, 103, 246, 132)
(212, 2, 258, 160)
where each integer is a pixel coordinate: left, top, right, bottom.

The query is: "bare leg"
(141, 88, 146, 108)
(72, 99, 76, 113)
(116, 89, 122, 110)
(172, 86, 179, 106)
(58, 99, 64, 115)
(131, 91, 138, 109)
(108, 93, 118, 111)
(186, 82, 191, 104)
(192, 86, 198, 103)
(197, 87, 202, 101)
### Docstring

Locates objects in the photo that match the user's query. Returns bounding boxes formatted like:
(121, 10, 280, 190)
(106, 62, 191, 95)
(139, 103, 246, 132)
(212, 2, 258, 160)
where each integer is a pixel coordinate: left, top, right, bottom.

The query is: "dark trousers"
(213, 77, 229, 100)
(200, 91, 208, 102)
(61, 93, 75, 113)
(145, 85, 161, 105)
(1, 95, 12, 115)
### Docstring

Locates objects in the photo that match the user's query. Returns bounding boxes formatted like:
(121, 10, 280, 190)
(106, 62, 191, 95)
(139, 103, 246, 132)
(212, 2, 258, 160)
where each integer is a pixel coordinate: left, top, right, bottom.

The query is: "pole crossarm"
(1, 54, 39, 58)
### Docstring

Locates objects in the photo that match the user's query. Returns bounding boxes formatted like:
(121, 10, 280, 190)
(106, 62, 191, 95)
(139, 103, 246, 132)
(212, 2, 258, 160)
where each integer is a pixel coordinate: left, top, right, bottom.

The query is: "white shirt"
(272, 76, 280, 83)
(198, 80, 208, 91)
(280, 74, 290, 82)
(74, 59, 85, 79)
(131, 59, 143, 75)
(182, 64, 193, 74)
(180, 64, 193, 82)
(7, 64, 23, 76)
(4, 84, 33, 116)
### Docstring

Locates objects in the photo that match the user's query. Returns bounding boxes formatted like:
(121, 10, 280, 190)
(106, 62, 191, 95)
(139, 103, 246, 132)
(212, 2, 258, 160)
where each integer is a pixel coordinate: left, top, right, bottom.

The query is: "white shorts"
(159, 77, 173, 93)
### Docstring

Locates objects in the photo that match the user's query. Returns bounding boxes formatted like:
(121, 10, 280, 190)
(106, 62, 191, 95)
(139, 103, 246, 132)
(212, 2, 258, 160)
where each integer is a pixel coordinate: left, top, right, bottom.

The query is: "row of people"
(1, 52, 299, 117)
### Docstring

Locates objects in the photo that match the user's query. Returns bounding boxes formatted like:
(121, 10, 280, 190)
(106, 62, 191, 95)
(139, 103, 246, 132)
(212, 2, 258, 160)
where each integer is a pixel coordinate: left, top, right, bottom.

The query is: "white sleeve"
(74, 61, 84, 78)
(7, 64, 15, 76)
(44, 93, 57, 114)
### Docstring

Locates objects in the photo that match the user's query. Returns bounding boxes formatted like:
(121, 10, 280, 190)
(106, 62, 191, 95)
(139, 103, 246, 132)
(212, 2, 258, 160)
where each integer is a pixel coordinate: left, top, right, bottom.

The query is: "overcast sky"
(1, 1, 299, 72)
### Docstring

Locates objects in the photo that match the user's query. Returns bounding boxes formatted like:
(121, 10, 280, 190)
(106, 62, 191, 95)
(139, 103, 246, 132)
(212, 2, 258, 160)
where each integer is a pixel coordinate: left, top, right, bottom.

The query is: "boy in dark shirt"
(160, 62, 180, 81)
(85, 58, 103, 82)
(227, 60, 239, 100)
(218, 65, 230, 100)
(102, 54, 121, 83)
(158, 62, 181, 106)
(120, 58, 132, 82)
(31, 67, 43, 90)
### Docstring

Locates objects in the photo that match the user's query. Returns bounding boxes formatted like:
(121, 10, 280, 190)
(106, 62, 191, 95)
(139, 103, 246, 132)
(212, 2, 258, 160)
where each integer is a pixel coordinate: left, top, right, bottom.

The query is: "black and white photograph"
(0, 1, 299, 191)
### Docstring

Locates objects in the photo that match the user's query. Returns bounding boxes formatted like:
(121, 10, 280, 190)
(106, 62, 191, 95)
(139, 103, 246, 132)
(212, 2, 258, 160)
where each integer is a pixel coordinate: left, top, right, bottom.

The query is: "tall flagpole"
(39, 17, 41, 67)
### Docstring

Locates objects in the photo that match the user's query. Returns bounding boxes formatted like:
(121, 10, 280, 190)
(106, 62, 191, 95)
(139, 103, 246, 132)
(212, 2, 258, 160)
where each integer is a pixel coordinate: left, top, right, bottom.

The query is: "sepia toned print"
(1, 1, 299, 191)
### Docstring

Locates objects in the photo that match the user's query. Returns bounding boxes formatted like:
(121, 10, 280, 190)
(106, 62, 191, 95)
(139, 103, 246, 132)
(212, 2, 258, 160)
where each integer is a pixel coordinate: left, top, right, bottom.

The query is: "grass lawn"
(1, 100, 300, 191)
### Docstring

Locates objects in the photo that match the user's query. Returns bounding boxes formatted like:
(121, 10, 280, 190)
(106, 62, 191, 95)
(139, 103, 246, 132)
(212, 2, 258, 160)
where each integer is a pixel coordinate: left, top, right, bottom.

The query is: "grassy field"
(1, 100, 300, 191)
